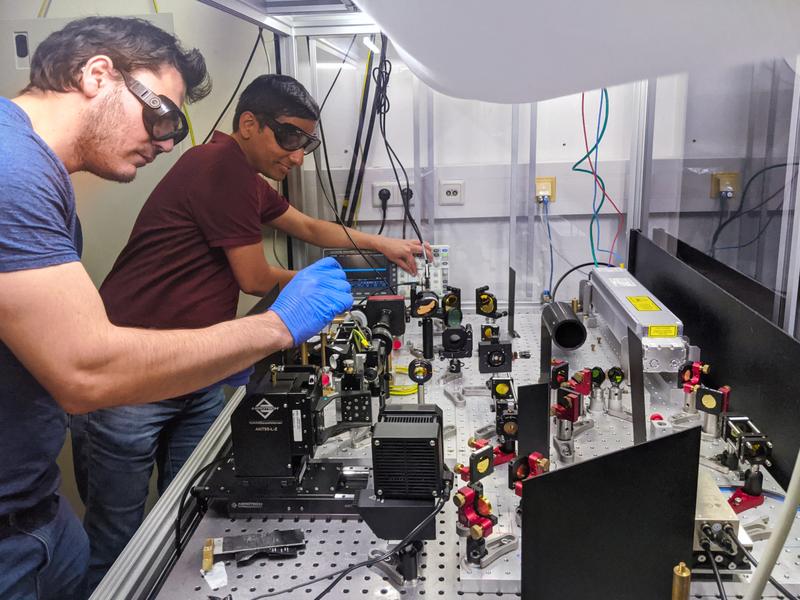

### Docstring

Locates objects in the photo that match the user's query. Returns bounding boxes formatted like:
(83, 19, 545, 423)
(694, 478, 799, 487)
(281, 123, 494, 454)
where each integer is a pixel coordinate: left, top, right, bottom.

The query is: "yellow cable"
(350, 52, 372, 228)
(36, 0, 51, 17)
(395, 366, 409, 374)
(184, 103, 197, 146)
(151, 0, 197, 147)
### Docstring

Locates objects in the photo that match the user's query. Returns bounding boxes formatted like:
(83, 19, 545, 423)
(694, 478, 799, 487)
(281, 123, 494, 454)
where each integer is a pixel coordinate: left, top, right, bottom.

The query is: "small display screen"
(335, 253, 390, 280)
(326, 250, 396, 297)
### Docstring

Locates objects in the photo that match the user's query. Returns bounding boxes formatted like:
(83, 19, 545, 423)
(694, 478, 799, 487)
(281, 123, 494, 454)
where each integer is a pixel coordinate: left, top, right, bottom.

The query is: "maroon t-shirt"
(100, 131, 290, 329)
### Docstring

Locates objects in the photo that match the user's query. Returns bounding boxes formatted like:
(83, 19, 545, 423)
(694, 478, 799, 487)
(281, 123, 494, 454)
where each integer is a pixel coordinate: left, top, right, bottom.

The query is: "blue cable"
(543, 198, 554, 294)
(591, 89, 604, 256)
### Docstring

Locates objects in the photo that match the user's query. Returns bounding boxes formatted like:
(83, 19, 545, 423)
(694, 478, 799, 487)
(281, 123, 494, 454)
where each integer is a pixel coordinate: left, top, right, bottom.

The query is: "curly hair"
(22, 16, 211, 103)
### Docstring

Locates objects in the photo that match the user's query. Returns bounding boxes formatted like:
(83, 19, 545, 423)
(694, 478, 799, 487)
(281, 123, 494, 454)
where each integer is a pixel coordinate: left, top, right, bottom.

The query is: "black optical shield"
(263, 116, 320, 155)
(120, 71, 189, 144)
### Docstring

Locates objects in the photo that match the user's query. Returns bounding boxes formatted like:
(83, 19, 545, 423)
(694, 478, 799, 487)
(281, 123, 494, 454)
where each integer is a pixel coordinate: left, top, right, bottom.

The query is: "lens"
(152, 113, 181, 139)
(276, 129, 305, 151)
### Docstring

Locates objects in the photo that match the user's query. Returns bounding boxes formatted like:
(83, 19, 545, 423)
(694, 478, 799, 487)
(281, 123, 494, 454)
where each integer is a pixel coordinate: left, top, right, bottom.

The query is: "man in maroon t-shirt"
(71, 74, 425, 591)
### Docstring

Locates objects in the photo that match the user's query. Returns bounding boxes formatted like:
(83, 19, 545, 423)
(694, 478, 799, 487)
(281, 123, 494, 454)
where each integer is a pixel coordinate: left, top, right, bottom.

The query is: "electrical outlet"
(371, 182, 414, 208)
(439, 180, 465, 205)
(535, 176, 557, 202)
(710, 172, 739, 199)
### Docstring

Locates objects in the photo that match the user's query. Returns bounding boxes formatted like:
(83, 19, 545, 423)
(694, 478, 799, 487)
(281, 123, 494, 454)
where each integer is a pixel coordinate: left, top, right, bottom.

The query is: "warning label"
(648, 325, 678, 337)
(627, 296, 661, 311)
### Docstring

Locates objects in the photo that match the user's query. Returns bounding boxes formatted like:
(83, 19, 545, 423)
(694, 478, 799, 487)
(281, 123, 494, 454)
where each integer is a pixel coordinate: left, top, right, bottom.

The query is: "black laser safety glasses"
(262, 116, 321, 155)
(120, 71, 189, 144)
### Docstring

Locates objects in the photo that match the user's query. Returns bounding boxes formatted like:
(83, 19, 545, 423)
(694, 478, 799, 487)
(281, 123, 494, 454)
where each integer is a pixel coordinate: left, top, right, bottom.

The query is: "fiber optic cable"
(543, 198, 555, 295)
(580, 90, 624, 265)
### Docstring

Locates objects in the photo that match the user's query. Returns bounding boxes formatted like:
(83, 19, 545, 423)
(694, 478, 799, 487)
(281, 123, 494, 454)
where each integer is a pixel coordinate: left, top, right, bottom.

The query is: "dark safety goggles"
(120, 71, 189, 144)
(263, 116, 321, 155)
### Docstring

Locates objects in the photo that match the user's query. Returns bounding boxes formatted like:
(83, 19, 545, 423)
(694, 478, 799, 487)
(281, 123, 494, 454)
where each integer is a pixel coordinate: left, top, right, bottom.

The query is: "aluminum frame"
(627, 78, 656, 237)
(776, 55, 800, 336)
(197, 0, 378, 36)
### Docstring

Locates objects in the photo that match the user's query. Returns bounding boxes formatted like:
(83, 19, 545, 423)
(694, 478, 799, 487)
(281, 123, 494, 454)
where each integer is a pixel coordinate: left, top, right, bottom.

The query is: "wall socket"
(535, 176, 557, 202)
(710, 172, 739, 199)
(439, 180, 465, 205)
(372, 182, 414, 208)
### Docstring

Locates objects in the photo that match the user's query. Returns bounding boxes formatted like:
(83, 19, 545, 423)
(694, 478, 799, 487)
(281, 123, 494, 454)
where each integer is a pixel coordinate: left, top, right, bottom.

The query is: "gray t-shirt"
(0, 97, 82, 513)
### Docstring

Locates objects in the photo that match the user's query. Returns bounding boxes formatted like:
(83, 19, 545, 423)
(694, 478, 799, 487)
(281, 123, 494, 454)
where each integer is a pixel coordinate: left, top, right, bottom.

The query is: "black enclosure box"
(231, 366, 320, 478)
(371, 405, 444, 500)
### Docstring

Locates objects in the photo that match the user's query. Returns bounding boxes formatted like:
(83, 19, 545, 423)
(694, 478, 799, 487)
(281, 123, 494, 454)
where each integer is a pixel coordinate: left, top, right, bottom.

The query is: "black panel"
(629, 229, 797, 488)
(508, 267, 519, 337)
(521, 427, 700, 600)
(516, 383, 550, 458)
(626, 328, 647, 445)
(651, 229, 784, 322)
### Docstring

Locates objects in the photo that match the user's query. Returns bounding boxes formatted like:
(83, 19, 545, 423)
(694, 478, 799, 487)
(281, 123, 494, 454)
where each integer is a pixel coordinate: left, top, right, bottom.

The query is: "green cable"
(571, 89, 610, 266)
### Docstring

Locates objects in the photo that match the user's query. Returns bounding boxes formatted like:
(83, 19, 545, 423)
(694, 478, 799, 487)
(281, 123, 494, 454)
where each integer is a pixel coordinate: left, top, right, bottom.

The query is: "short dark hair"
(22, 16, 211, 103)
(232, 74, 320, 131)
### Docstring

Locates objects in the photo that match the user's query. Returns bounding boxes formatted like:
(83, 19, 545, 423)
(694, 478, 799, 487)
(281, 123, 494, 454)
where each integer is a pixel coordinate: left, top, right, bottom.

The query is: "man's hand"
(374, 237, 433, 275)
(269, 257, 353, 346)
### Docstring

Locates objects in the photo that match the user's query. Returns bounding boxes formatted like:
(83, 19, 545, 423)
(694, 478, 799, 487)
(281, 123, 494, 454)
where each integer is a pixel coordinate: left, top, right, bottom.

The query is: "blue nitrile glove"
(270, 256, 353, 346)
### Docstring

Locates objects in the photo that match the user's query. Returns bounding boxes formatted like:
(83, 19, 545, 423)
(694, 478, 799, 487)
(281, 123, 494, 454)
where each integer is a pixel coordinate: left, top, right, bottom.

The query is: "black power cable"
(340, 43, 376, 223)
(311, 495, 447, 600)
(249, 492, 449, 600)
(319, 35, 356, 113)
(317, 173, 396, 295)
(202, 29, 263, 144)
(345, 36, 387, 228)
(724, 525, 799, 600)
(702, 543, 728, 600)
(710, 162, 799, 253)
(175, 451, 232, 554)
(551, 261, 613, 301)
(371, 35, 426, 249)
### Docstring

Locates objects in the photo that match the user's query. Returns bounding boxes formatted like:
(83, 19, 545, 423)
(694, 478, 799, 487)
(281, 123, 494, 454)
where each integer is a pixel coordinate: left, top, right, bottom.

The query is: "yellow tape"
(648, 325, 678, 338)
(627, 296, 661, 312)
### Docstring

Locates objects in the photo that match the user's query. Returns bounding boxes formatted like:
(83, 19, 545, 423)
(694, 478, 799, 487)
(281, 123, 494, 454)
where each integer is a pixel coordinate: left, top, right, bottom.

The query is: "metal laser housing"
(589, 267, 688, 373)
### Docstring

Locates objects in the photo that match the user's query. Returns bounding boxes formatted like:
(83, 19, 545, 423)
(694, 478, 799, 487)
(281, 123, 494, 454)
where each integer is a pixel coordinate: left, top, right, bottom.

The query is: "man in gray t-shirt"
(0, 17, 351, 599)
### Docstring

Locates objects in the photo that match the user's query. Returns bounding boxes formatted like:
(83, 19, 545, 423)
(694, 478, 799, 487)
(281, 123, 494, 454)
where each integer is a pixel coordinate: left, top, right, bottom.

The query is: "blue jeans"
(0, 494, 89, 600)
(70, 387, 225, 594)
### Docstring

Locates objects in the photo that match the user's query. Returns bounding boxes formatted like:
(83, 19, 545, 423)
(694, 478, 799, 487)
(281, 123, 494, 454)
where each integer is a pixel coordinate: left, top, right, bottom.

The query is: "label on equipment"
(323, 399, 337, 428)
(292, 409, 302, 442)
(648, 325, 678, 337)
(627, 296, 661, 312)
(609, 277, 636, 288)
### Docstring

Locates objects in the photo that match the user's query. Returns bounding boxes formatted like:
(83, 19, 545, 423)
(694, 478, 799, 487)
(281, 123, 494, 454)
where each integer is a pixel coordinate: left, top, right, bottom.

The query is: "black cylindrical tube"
(541, 301, 587, 351)
(422, 318, 434, 359)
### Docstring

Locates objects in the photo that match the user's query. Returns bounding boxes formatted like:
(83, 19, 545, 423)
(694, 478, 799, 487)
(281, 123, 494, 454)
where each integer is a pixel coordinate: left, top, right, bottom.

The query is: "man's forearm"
(301, 219, 380, 252)
(246, 267, 296, 297)
(67, 311, 291, 412)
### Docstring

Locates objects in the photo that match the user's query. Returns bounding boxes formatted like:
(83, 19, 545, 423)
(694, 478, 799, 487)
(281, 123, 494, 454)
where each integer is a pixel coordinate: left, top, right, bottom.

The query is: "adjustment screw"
(374, 440, 381, 446)
(430, 440, 436, 446)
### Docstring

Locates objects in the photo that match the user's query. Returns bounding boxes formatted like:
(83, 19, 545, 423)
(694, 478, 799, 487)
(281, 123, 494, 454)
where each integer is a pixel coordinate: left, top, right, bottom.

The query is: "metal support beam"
(627, 78, 657, 238)
(527, 103, 538, 301)
(778, 55, 800, 335)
